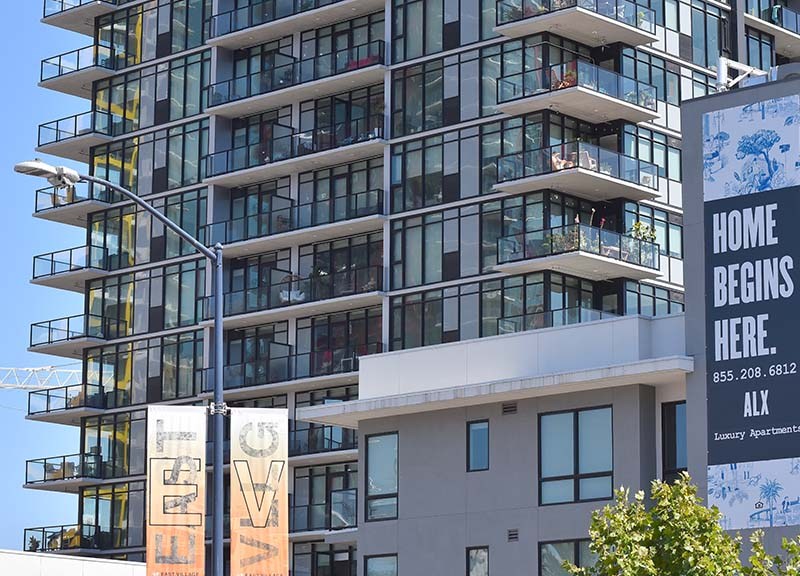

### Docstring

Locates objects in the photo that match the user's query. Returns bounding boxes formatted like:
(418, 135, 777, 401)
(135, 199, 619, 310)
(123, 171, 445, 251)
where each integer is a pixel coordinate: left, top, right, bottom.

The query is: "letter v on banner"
(146, 405, 207, 576)
(230, 408, 289, 576)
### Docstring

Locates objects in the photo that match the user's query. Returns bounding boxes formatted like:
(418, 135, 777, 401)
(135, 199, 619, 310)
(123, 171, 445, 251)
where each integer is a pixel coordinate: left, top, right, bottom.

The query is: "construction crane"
(0, 366, 82, 390)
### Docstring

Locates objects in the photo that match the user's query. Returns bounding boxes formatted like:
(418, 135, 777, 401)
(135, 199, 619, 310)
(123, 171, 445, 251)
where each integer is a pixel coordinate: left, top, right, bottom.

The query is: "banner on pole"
(230, 408, 289, 576)
(146, 405, 207, 576)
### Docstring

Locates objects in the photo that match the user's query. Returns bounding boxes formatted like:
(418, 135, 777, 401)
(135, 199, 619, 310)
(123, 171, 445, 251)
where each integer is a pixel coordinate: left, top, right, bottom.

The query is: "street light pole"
(16, 162, 226, 576)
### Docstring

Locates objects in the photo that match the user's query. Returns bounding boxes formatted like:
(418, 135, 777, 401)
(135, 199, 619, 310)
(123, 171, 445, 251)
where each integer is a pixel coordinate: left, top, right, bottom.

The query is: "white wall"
(0, 550, 145, 576)
(358, 314, 686, 399)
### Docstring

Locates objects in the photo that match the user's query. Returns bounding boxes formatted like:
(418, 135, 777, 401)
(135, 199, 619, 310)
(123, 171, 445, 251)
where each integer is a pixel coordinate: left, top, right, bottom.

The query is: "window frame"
(365, 431, 399, 522)
(538, 405, 614, 506)
(538, 539, 593, 575)
(467, 545, 490, 576)
(467, 419, 490, 472)
(661, 400, 687, 483)
(365, 553, 398, 576)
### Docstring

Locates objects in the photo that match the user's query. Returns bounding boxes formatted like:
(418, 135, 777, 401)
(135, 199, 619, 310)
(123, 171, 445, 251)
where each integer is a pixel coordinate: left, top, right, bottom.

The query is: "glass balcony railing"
(44, 0, 117, 18)
(498, 223, 660, 269)
(34, 183, 118, 215)
(208, 41, 385, 107)
(33, 245, 108, 280)
(38, 111, 119, 147)
(756, 5, 800, 34)
(200, 265, 383, 319)
(290, 425, 358, 456)
(498, 306, 618, 334)
(207, 0, 349, 38)
(202, 189, 383, 245)
(497, 60, 657, 110)
(205, 116, 384, 178)
(497, 0, 655, 33)
(30, 314, 127, 348)
(496, 141, 658, 189)
(291, 488, 357, 533)
(28, 383, 103, 416)
(202, 343, 381, 392)
(41, 45, 115, 82)
(24, 524, 98, 553)
(25, 453, 102, 485)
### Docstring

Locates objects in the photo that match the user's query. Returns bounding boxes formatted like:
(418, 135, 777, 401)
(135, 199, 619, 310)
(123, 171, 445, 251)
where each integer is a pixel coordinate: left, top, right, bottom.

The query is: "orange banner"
(230, 408, 289, 576)
(146, 406, 206, 576)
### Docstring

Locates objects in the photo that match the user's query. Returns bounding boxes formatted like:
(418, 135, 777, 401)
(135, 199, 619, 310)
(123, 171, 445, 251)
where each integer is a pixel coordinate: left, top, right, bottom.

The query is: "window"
(745, 27, 775, 71)
(467, 421, 489, 472)
(539, 407, 613, 505)
(540, 540, 595, 576)
(83, 410, 147, 479)
(80, 481, 145, 549)
(623, 202, 683, 258)
(468, 547, 489, 576)
(366, 555, 398, 576)
(625, 281, 685, 316)
(293, 542, 356, 576)
(366, 433, 399, 520)
(662, 401, 687, 483)
(293, 463, 358, 532)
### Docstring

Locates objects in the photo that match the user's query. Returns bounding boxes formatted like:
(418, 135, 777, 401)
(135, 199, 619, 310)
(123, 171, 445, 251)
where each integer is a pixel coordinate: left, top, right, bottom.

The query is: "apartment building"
(22, 0, 800, 573)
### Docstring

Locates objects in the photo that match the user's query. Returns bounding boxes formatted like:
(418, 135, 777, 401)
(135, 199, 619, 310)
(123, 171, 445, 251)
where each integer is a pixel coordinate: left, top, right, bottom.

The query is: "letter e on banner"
(230, 408, 289, 576)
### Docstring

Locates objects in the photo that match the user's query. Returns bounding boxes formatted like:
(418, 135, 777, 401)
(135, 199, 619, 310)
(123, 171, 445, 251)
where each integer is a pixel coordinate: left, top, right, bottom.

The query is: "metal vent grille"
(502, 402, 518, 415)
(507, 529, 519, 542)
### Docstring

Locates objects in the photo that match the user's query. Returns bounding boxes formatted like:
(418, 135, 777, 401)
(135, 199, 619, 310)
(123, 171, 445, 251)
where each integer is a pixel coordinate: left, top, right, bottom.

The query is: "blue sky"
(0, 4, 95, 550)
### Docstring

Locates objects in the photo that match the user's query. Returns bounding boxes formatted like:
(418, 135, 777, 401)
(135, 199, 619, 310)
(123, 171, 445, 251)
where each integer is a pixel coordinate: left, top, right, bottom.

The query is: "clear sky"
(0, 4, 97, 550)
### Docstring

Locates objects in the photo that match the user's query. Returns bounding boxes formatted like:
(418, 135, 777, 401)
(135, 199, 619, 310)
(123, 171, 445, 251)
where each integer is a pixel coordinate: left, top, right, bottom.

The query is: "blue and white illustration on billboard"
(709, 458, 800, 530)
(702, 94, 800, 202)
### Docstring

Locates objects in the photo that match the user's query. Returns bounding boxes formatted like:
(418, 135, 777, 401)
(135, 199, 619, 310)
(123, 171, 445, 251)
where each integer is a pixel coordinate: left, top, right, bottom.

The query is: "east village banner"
(703, 95, 800, 530)
(146, 406, 207, 576)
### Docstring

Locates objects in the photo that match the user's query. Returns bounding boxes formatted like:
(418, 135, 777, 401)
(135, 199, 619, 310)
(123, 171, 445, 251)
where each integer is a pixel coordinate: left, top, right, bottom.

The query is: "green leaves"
(562, 473, 800, 576)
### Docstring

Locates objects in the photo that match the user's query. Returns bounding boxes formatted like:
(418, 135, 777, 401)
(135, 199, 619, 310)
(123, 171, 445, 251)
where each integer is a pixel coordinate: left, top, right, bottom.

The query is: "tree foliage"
(564, 473, 800, 576)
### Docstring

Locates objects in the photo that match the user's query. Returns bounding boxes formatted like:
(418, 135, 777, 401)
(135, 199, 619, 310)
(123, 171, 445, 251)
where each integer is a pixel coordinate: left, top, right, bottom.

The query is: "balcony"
(494, 224, 660, 280)
(31, 245, 109, 293)
(744, 6, 800, 58)
(497, 306, 619, 334)
(497, 60, 658, 123)
(493, 141, 659, 201)
(204, 117, 386, 187)
(208, 41, 386, 118)
(24, 525, 99, 554)
(200, 265, 383, 330)
(40, 45, 116, 98)
(206, 0, 385, 49)
(291, 488, 357, 535)
(37, 111, 117, 162)
(27, 383, 104, 426)
(33, 183, 116, 228)
(203, 189, 384, 258)
(29, 314, 126, 359)
(42, 0, 117, 36)
(202, 343, 379, 401)
(25, 453, 102, 493)
(495, 0, 657, 47)
(290, 425, 357, 458)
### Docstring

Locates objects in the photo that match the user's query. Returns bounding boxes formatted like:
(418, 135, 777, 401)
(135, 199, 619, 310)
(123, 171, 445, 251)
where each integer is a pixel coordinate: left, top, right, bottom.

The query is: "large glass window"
(468, 547, 489, 576)
(745, 27, 775, 70)
(467, 421, 489, 472)
(293, 385, 359, 455)
(540, 540, 595, 576)
(623, 202, 683, 258)
(82, 410, 146, 479)
(625, 281, 684, 316)
(366, 433, 399, 521)
(662, 401, 687, 483)
(539, 407, 613, 505)
(293, 463, 358, 532)
(80, 481, 145, 550)
(366, 555, 398, 576)
(293, 542, 356, 576)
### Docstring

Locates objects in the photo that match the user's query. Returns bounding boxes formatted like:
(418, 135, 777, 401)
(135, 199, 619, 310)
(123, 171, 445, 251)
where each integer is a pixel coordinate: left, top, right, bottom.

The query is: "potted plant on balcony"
(628, 220, 657, 242)
(28, 536, 40, 552)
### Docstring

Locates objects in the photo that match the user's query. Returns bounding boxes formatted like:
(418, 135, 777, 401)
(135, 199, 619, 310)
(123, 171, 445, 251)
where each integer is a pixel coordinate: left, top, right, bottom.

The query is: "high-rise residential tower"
(22, 0, 799, 573)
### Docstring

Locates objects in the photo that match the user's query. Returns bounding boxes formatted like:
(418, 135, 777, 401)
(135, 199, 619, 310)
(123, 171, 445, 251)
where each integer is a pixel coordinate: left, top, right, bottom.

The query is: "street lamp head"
(14, 159, 81, 189)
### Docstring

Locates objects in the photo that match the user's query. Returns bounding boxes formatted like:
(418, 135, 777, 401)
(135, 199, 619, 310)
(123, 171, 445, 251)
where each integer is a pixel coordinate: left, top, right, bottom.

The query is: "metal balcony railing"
(41, 45, 115, 82)
(289, 425, 358, 456)
(30, 314, 127, 348)
(201, 189, 383, 245)
(28, 383, 103, 416)
(205, 116, 384, 177)
(34, 182, 118, 214)
(44, 0, 117, 18)
(498, 306, 619, 333)
(24, 524, 97, 553)
(497, 223, 660, 269)
(25, 453, 102, 485)
(32, 245, 108, 279)
(206, 0, 350, 38)
(497, 59, 657, 110)
(38, 111, 119, 147)
(496, 0, 656, 33)
(496, 141, 658, 190)
(208, 41, 385, 107)
(756, 5, 800, 34)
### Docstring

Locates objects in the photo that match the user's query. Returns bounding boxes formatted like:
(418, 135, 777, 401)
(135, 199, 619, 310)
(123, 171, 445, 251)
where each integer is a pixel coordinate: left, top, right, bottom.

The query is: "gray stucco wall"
(680, 74, 800, 553)
(356, 384, 656, 574)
